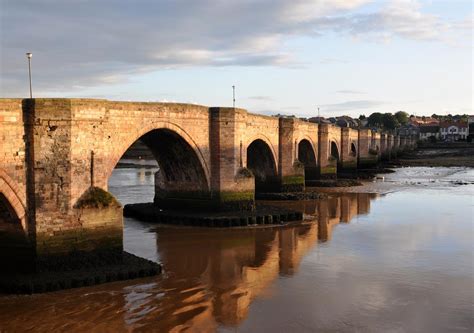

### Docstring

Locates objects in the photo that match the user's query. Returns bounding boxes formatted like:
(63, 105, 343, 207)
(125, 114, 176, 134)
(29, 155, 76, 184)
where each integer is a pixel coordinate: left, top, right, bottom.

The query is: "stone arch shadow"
(298, 139, 318, 182)
(247, 139, 278, 193)
(0, 176, 33, 272)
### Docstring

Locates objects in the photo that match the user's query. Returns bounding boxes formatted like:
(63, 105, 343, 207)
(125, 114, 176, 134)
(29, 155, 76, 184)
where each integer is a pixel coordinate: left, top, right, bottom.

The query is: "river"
(0, 165, 472, 332)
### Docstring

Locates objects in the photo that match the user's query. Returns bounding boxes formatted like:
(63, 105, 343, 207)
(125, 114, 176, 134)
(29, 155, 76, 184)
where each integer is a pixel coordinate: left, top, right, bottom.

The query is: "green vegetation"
(431, 114, 469, 122)
(320, 166, 337, 175)
(281, 175, 305, 187)
(219, 191, 254, 202)
(74, 187, 119, 209)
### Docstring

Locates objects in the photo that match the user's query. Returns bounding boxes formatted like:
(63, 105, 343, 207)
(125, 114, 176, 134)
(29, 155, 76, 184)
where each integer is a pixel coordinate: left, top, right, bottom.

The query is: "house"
(409, 116, 439, 126)
(308, 116, 332, 124)
(398, 123, 420, 137)
(335, 116, 359, 128)
(439, 121, 468, 141)
(419, 124, 440, 141)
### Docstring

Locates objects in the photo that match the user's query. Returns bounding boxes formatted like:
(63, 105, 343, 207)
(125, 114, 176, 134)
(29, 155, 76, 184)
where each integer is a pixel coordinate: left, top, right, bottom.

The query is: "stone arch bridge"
(0, 99, 415, 268)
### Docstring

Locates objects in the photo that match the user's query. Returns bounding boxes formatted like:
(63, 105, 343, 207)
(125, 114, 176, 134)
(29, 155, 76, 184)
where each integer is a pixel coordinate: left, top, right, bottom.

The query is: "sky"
(0, 0, 472, 118)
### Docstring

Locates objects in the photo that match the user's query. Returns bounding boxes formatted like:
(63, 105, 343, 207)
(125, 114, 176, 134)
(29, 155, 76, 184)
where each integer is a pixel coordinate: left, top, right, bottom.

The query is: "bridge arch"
(330, 141, 340, 160)
(107, 121, 210, 190)
(244, 134, 278, 169)
(298, 139, 318, 181)
(0, 180, 32, 272)
(110, 127, 210, 198)
(350, 142, 357, 156)
(298, 139, 317, 166)
(247, 139, 278, 192)
(0, 171, 26, 233)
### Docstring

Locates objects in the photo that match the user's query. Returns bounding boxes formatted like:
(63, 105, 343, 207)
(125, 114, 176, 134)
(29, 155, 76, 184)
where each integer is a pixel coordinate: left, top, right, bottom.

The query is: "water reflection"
(119, 193, 378, 331)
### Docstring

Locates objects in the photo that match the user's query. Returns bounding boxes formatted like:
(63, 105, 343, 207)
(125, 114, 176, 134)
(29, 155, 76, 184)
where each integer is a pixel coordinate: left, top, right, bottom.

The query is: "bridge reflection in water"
(121, 193, 379, 331)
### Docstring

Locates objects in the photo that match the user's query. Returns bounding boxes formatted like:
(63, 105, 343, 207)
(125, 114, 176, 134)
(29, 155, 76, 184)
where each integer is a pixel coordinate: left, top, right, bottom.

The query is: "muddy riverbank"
(393, 145, 474, 167)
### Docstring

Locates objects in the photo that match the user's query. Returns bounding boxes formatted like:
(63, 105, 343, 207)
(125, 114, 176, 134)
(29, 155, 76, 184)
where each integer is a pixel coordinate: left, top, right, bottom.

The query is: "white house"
(440, 122, 468, 141)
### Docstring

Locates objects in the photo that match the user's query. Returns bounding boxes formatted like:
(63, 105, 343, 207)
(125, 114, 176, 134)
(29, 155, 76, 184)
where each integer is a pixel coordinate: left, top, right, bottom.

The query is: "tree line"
(359, 111, 409, 130)
(359, 111, 469, 130)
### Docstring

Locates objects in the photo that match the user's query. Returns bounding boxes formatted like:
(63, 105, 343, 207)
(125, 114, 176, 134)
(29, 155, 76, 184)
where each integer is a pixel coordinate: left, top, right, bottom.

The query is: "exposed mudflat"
(394, 145, 474, 167)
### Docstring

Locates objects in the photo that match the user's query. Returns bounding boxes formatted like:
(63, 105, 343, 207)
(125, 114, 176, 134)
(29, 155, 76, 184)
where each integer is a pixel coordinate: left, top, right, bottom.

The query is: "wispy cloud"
(321, 100, 386, 113)
(247, 95, 274, 101)
(336, 90, 366, 95)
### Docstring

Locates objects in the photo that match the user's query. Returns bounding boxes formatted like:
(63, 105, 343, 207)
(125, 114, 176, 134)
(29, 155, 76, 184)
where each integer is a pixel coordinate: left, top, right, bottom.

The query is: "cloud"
(320, 100, 385, 112)
(0, 0, 468, 96)
(336, 90, 366, 95)
(247, 96, 274, 101)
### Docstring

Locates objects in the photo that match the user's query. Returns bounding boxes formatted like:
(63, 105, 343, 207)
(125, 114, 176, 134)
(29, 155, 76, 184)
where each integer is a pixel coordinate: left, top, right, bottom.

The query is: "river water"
(0, 166, 473, 332)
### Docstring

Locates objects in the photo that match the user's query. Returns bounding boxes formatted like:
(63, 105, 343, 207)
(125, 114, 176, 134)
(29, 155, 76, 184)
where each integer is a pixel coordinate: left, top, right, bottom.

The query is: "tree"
(367, 112, 384, 128)
(394, 111, 409, 125)
(382, 113, 399, 130)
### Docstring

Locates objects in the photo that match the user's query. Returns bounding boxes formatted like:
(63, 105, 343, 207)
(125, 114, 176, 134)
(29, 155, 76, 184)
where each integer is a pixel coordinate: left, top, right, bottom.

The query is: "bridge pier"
(209, 107, 255, 210)
(340, 127, 358, 170)
(357, 129, 378, 168)
(317, 124, 337, 178)
(21, 100, 124, 269)
(278, 118, 305, 191)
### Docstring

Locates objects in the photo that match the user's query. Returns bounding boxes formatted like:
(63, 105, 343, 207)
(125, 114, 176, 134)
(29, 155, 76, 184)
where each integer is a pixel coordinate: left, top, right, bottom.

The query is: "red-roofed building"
(409, 116, 439, 126)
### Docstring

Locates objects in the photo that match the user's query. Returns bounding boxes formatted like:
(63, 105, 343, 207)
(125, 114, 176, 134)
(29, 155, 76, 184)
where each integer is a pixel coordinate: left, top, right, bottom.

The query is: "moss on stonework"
(219, 191, 254, 202)
(74, 187, 120, 209)
(281, 175, 305, 185)
(320, 166, 337, 175)
(342, 161, 357, 169)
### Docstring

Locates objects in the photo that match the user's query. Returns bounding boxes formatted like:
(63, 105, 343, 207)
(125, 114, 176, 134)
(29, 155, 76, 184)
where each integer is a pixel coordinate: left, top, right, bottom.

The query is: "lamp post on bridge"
(232, 85, 235, 108)
(26, 52, 33, 98)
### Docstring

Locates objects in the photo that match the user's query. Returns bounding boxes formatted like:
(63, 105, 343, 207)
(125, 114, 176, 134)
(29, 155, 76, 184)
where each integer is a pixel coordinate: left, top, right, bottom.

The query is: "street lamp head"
(26, 52, 32, 59)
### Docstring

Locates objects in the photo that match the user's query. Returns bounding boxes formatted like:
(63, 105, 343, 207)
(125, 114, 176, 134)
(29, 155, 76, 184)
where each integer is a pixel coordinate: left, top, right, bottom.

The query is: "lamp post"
(26, 52, 32, 98)
(232, 85, 235, 108)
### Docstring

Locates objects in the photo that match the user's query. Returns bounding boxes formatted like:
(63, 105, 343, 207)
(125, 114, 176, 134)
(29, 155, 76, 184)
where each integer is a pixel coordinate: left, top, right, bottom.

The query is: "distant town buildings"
(307, 116, 360, 128)
(439, 121, 469, 141)
(409, 116, 439, 126)
(398, 123, 420, 137)
(419, 124, 440, 140)
(303, 113, 472, 142)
